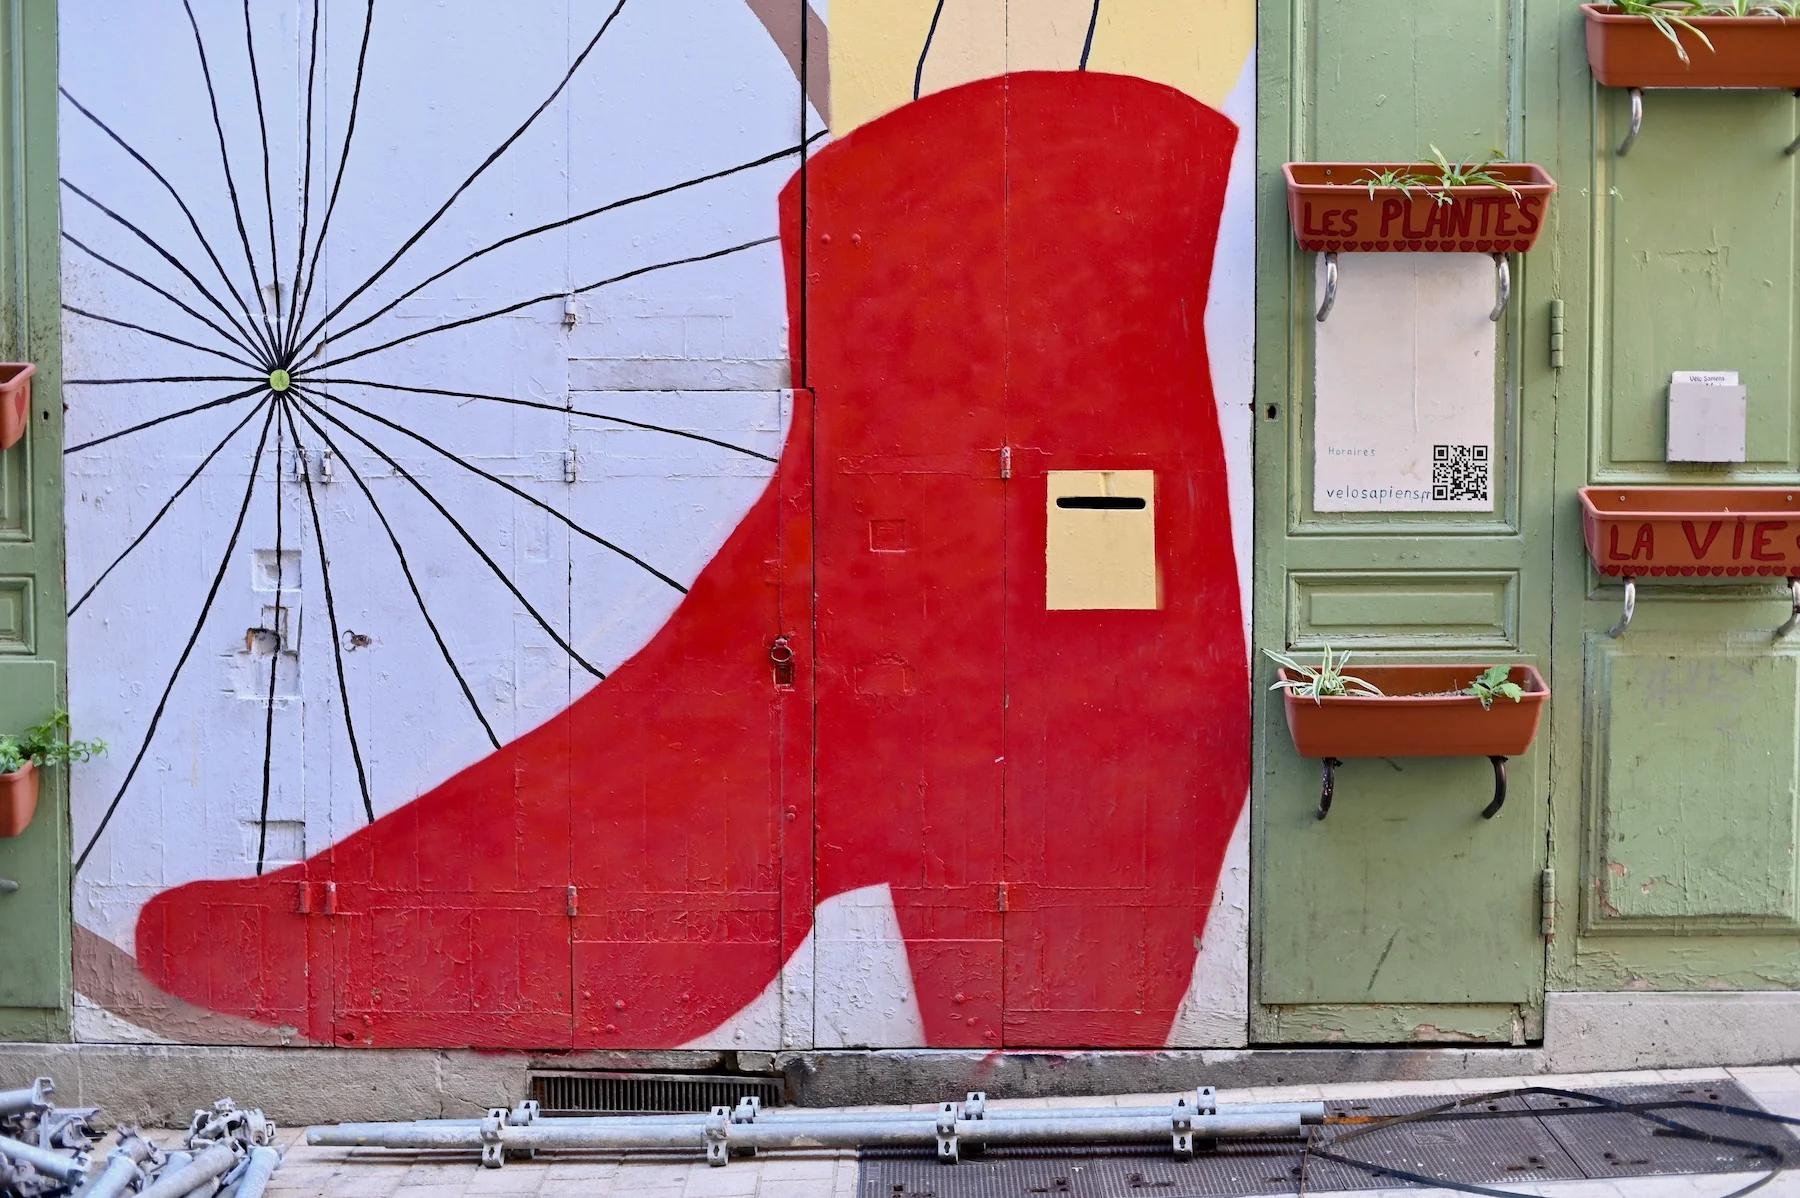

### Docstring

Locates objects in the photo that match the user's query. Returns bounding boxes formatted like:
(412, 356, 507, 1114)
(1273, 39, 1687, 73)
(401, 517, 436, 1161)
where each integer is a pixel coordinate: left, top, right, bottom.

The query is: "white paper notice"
(1312, 255, 1498, 513)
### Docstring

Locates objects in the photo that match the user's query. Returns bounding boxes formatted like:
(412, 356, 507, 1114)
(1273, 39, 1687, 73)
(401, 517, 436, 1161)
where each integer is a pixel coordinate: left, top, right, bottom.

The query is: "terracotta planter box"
(0, 362, 34, 452)
(1584, 4, 1800, 89)
(1284, 162, 1557, 255)
(1580, 486, 1800, 577)
(1279, 664, 1550, 760)
(0, 764, 39, 838)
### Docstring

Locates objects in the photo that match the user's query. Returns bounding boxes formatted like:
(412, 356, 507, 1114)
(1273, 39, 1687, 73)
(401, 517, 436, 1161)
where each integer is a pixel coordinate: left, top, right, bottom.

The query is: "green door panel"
(1586, 636, 1799, 926)
(0, 659, 68, 1011)
(1595, 90, 1800, 473)
(1254, 0, 1558, 1038)
(0, 0, 69, 1036)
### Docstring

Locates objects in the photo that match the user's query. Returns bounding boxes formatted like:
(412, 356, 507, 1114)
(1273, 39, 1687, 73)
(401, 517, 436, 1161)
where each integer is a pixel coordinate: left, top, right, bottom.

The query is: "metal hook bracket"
(1316, 756, 1509, 821)
(1778, 578, 1800, 640)
(1786, 90, 1800, 157)
(1482, 756, 1509, 820)
(1607, 576, 1637, 639)
(1316, 757, 1342, 820)
(1618, 88, 1644, 157)
(1316, 252, 1339, 323)
(1490, 254, 1511, 323)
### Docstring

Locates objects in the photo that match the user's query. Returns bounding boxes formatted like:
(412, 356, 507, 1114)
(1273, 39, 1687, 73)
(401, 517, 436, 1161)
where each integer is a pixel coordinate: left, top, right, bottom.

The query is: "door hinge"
(999, 446, 1012, 480)
(1548, 299, 1566, 371)
(1539, 867, 1556, 938)
(566, 885, 580, 918)
(563, 449, 579, 483)
(996, 882, 1008, 913)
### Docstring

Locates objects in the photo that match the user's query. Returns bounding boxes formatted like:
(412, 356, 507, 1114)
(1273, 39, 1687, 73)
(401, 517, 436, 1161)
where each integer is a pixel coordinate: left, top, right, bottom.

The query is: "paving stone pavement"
(102, 1065, 1799, 1197)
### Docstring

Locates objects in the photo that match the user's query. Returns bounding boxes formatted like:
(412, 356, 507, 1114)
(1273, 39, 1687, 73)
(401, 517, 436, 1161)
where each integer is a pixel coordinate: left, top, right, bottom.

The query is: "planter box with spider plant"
(1283, 150, 1557, 323)
(0, 362, 36, 452)
(1583, 2, 1800, 155)
(1, 711, 107, 839)
(1580, 485, 1800, 639)
(1267, 649, 1550, 821)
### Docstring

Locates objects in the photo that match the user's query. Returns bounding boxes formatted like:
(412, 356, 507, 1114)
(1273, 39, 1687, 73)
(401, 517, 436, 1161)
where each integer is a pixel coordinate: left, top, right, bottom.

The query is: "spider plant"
(1358, 147, 1521, 208)
(1706, 0, 1799, 14)
(1264, 646, 1384, 704)
(1607, 0, 1716, 63)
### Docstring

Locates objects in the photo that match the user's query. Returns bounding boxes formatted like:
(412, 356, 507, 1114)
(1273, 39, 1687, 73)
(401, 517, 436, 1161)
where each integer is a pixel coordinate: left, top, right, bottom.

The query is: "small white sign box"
(1667, 371, 1747, 464)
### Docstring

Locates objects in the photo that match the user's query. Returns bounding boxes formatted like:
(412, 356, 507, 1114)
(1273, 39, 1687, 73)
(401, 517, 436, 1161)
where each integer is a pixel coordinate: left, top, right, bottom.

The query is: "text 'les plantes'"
(1264, 645, 1384, 704)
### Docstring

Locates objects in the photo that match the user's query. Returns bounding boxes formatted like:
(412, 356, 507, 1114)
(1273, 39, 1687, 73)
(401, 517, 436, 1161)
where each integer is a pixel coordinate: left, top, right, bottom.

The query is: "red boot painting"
(129, 69, 1247, 1050)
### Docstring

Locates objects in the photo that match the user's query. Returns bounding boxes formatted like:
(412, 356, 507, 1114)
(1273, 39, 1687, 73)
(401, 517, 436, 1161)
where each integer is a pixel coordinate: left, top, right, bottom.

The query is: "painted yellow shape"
(830, 0, 1255, 136)
(1045, 470, 1159, 612)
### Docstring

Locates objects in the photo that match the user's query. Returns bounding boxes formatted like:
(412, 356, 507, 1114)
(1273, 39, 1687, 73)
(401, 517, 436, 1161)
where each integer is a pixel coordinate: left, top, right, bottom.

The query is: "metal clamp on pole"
(1779, 578, 1800, 640)
(1483, 756, 1509, 820)
(706, 1108, 732, 1167)
(1607, 577, 1636, 639)
(935, 1105, 959, 1164)
(1619, 88, 1644, 156)
(1490, 254, 1511, 322)
(1171, 1097, 1196, 1160)
(1316, 252, 1339, 323)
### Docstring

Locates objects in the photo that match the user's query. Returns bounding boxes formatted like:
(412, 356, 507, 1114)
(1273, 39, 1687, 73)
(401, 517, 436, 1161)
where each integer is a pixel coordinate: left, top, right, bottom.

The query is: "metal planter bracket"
(1607, 576, 1637, 639)
(1623, 88, 1800, 157)
(1317, 756, 1509, 820)
(1315, 252, 1510, 324)
(1778, 578, 1800, 640)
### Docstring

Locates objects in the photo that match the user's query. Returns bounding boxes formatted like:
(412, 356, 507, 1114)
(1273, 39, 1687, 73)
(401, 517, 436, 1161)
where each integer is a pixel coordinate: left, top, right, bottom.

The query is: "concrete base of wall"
(0, 991, 1793, 1127)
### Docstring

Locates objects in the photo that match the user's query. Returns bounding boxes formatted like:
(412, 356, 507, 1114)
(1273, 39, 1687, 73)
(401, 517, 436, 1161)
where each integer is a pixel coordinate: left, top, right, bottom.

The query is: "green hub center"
(269, 368, 291, 394)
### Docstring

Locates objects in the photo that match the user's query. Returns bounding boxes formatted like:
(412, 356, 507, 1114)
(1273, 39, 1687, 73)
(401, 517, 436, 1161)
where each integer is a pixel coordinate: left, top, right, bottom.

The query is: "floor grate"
(528, 1070, 783, 1116)
(856, 1081, 1796, 1197)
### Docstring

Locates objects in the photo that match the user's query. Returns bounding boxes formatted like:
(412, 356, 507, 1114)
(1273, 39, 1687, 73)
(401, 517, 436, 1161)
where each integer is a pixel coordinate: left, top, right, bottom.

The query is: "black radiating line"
(279, 402, 379, 822)
(63, 304, 264, 372)
(66, 375, 262, 386)
(291, 0, 632, 356)
(1080, 0, 1102, 69)
(309, 377, 777, 463)
(289, 0, 373, 362)
(295, 133, 827, 362)
(75, 402, 277, 875)
(281, 0, 323, 360)
(915, 0, 946, 99)
(286, 401, 500, 752)
(182, 0, 278, 349)
(243, 0, 282, 334)
(306, 237, 778, 373)
(61, 180, 274, 370)
(301, 386, 688, 590)
(290, 388, 606, 678)
(255, 400, 285, 874)
(63, 233, 262, 365)
(69, 393, 272, 616)
(65, 382, 267, 455)
(58, 87, 277, 363)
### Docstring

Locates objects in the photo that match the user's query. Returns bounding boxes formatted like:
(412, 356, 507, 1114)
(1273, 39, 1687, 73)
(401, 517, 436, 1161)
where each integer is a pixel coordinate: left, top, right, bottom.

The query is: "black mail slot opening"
(1055, 496, 1148, 510)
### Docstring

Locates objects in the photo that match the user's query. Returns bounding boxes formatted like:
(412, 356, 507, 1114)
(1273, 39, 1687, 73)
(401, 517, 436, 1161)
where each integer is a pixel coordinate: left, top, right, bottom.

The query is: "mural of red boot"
(136, 69, 1247, 1051)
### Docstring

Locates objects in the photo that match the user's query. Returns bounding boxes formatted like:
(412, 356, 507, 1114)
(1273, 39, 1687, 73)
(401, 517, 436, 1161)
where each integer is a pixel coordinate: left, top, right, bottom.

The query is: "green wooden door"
(0, 0, 69, 1040)
(1252, 0, 1560, 1042)
(1543, 22, 1800, 991)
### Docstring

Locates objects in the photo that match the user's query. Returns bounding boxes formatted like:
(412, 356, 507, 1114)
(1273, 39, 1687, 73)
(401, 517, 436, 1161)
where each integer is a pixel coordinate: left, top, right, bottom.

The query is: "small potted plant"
(0, 362, 36, 452)
(1, 710, 107, 837)
(1266, 647, 1549, 819)
(1584, 1, 1800, 90)
(1284, 147, 1557, 256)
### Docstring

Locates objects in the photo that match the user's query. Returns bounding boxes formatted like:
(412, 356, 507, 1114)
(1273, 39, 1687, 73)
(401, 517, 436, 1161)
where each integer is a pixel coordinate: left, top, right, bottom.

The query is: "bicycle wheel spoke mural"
(62, 0, 1256, 1050)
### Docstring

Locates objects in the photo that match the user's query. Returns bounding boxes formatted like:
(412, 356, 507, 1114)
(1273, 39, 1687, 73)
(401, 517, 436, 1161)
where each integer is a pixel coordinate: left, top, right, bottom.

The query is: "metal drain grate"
(858, 1081, 1796, 1197)
(529, 1070, 784, 1116)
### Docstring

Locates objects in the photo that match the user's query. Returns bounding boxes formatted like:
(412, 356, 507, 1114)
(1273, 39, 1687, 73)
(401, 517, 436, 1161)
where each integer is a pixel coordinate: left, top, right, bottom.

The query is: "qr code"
(1432, 444, 1490, 502)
